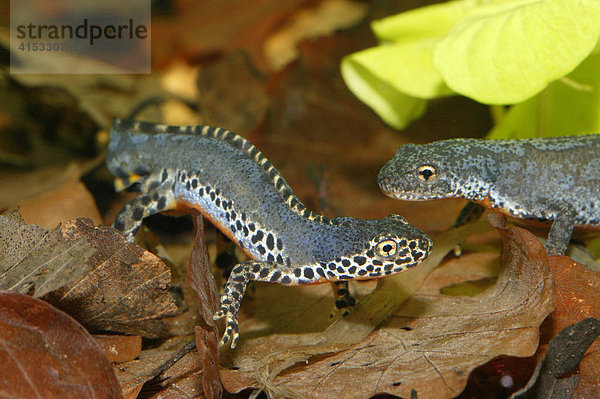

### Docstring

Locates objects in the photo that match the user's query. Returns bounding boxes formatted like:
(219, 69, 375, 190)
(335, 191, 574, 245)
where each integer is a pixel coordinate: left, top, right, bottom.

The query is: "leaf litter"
(47, 217, 179, 338)
(219, 218, 555, 399)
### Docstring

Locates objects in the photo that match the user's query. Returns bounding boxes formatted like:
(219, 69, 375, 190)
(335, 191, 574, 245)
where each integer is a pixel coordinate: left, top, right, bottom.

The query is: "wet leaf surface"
(0, 209, 94, 297)
(0, 291, 122, 399)
(47, 218, 178, 338)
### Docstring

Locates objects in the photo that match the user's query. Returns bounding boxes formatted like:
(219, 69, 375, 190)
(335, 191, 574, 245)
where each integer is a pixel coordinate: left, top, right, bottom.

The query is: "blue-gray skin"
(107, 119, 433, 348)
(378, 136, 600, 256)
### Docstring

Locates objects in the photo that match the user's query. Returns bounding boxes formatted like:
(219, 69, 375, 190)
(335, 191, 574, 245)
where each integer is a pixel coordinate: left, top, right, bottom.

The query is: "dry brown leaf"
(47, 218, 178, 338)
(188, 211, 222, 398)
(0, 208, 94, 297)
(113, 336, 196, 399)
(144, 349, 206, 399)
(219, 224, 554, 399)
(542, 256, 600, 398)
(0, 291, 122, 399)
(0, 163, 80, 210)
(218, 221, 492, 393)
(95, 334, 142, 363)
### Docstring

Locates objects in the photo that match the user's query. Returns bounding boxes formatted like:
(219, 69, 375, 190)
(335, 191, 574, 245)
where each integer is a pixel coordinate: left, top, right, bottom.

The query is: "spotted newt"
(377, 135, 600, 256)
(107, 119, 433, 347)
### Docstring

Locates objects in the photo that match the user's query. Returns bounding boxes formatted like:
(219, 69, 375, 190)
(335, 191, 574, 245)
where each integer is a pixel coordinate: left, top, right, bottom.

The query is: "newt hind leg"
(112, 169, 178, 242)
(329, 281, 356, 318)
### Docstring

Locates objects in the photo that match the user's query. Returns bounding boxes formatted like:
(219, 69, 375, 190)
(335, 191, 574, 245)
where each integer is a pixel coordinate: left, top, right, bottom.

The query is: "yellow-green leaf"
(434, 0, 600, 104)
(341, 53, 427, 129)
(489, 51, 600, 139)
(372, 0, 474, 43)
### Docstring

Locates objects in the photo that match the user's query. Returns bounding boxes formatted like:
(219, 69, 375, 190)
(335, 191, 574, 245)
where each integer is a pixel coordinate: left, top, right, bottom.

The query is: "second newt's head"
(377, 139, 496, 202)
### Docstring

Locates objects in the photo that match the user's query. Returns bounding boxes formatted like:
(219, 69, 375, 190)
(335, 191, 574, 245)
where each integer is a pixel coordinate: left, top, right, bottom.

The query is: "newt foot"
(213, 307, 240, 348)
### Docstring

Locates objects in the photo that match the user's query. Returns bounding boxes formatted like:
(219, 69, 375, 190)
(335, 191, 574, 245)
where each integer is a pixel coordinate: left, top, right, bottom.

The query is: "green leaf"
(487, 98, 537, 139)
(371, 0, 473, 43)
(341, 52, 427, 129)
(342, 40, 453, 100)
(541, 52, 600, 136)
(489, 51, 600, 139)
(434, 0, 600, 104)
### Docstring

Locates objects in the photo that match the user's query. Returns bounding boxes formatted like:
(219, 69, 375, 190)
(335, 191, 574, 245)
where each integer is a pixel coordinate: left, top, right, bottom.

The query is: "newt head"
(316, 214, 433, 279)
(378, 140, 495, 202)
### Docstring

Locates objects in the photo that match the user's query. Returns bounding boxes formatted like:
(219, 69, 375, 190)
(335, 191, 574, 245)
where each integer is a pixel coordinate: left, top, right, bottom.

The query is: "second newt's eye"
(376, 239, 398, 257)
(416, 165, 438, 182)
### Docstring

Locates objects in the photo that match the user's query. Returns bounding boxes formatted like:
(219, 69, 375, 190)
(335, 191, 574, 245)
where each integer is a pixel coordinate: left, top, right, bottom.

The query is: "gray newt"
(378, 135, 600, 256)
(107, 118, 433, 348)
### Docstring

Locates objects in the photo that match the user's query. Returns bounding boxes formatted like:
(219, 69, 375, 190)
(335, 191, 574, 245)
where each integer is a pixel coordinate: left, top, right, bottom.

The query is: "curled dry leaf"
(0, 291, 122, 399)
(220, 223, 555, 399)
(17, 174, 103, 229)
(188, 211, 222, 398)
(46, 218, 178, 338)
(0, 208, 94, 297)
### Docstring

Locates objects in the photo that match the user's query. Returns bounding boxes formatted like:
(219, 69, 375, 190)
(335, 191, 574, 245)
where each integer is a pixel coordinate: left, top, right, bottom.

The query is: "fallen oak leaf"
(0, 291, 123, 399)
(46, 218, 178, 338)
(0, 208, 94, 297)
(219, 220, 493, 395)
(511, 317, 600, 399)
(222, 223, 555, 399)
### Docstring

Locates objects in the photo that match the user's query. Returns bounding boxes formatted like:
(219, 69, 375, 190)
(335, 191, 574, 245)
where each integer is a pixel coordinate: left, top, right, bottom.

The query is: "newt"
(377, 135, 600, 256)
(107, 118, 433, 347)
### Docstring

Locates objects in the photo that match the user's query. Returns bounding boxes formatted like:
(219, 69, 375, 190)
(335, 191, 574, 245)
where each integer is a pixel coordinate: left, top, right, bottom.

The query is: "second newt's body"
(107, 119, 432, 347)
(378, 135, 600, 255)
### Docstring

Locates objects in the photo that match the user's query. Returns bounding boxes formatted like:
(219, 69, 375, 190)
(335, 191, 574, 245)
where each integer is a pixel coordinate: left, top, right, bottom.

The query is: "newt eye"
(416, 165, 437, 182)
(376, 239, 398, 257)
